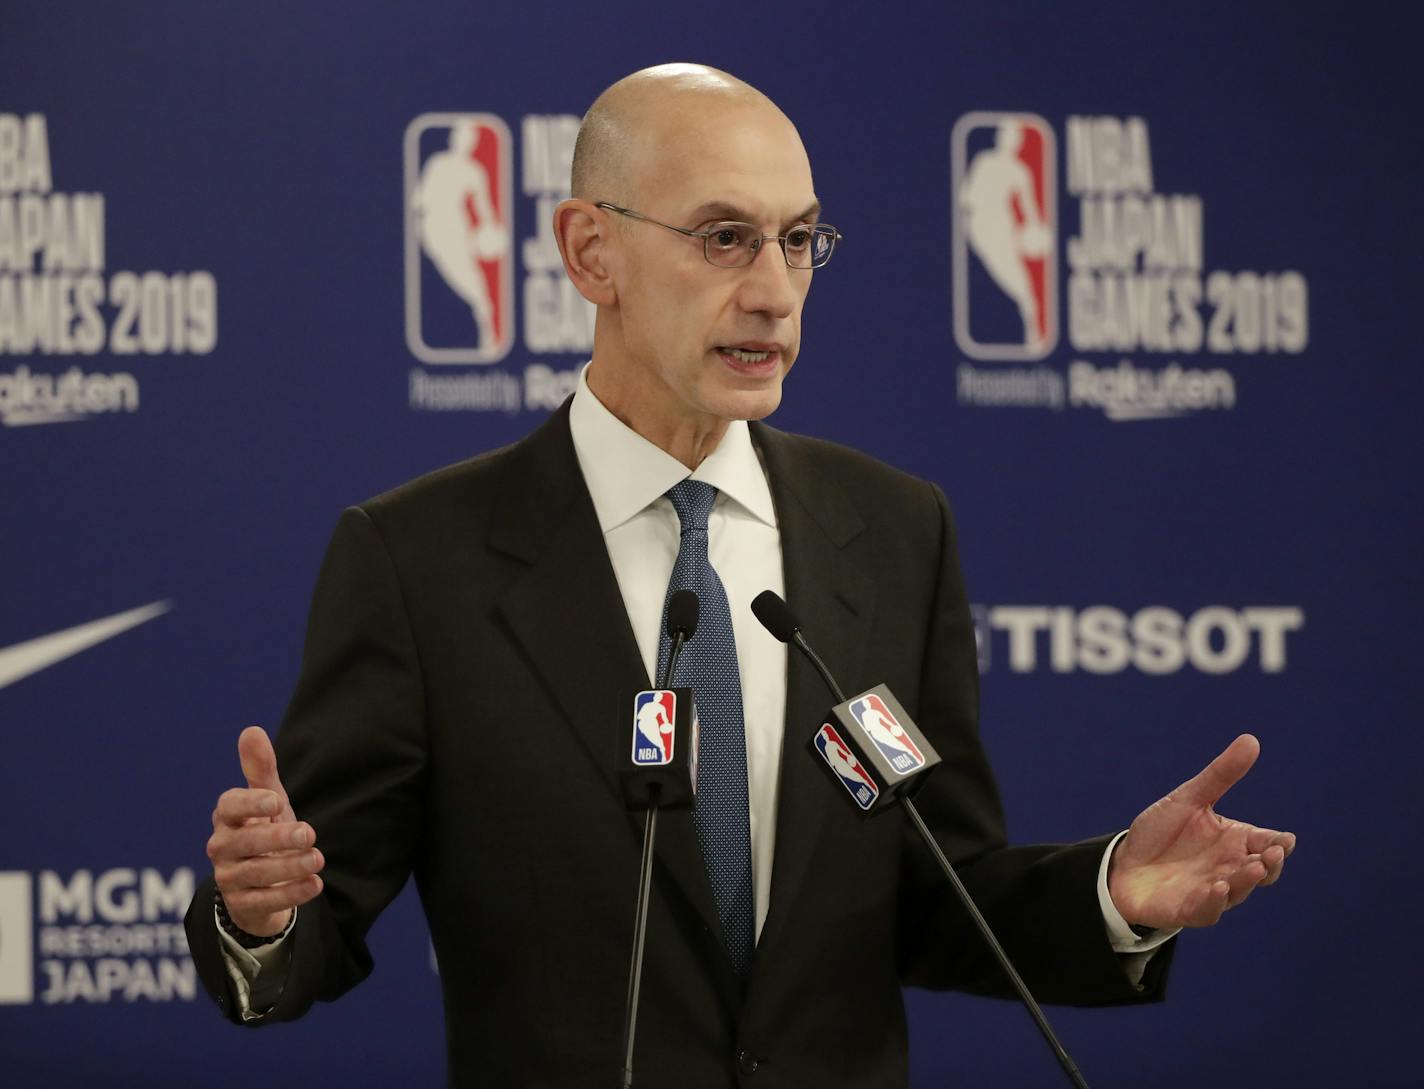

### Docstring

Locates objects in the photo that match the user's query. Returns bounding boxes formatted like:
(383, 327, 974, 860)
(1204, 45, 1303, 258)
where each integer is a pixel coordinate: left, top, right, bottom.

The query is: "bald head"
(552, 64, 821, 462)
(571, 63, 794, 205)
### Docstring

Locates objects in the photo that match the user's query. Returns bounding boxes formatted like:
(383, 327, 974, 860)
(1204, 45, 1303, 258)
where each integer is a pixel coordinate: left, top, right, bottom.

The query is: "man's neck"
(586, 359, 729, 470)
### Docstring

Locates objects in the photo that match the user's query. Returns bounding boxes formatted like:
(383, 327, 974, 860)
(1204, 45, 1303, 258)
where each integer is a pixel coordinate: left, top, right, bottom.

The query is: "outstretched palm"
(1108, 734, 1295, 930)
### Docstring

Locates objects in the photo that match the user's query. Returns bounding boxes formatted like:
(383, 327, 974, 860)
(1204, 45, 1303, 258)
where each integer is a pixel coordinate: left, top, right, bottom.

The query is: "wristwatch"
(214, 887, 291, 949)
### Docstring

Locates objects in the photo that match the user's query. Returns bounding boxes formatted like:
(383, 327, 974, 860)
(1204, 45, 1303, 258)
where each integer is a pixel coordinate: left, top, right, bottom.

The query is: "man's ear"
(554, 199, 618, 307)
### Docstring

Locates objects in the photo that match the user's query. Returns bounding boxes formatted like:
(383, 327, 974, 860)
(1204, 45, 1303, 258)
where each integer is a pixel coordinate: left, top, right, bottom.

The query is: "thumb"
(1177, 733, 1260, 808)
(237, 725, 288, 808)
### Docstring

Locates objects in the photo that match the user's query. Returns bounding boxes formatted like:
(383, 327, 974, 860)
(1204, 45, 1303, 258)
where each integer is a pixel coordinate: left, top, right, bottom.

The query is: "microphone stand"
(900, 797, 1089, 1089)
(753, 592, 1092, 1089)
(620, 629, 689, 1089)
(620, 788, 659, 1089)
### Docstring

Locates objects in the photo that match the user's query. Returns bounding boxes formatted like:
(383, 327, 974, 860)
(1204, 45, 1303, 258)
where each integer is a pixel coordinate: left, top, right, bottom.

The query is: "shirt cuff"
(215, 905, 296, 1021)
(1097, 831, 1180, 988)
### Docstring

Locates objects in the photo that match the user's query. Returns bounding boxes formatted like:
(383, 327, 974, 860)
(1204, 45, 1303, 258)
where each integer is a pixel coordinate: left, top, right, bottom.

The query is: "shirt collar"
(569, 363, 778, 533)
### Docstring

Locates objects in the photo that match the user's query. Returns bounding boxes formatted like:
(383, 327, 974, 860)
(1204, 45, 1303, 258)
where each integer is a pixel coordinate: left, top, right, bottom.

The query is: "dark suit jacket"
(186, 402, 1171, 1088)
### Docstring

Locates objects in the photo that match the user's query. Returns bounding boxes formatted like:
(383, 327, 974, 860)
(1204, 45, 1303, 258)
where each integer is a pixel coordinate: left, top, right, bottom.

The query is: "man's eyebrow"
(685, 200, 824, 227)
(792, 201, 823, 225)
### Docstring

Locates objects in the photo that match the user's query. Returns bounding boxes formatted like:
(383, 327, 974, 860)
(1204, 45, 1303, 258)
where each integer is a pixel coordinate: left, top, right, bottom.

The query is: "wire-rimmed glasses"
(594, 202, 842, 269)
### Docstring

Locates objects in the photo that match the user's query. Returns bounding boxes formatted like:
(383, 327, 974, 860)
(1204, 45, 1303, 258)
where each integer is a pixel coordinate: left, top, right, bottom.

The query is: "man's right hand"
(207, 725, 325, 936)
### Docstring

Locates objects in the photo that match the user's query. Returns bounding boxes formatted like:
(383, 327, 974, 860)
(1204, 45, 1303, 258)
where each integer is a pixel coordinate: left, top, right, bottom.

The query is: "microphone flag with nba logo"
(620, 688, 698, 810)
(814, 684, 940, 817)
(750, 591, 940, 817)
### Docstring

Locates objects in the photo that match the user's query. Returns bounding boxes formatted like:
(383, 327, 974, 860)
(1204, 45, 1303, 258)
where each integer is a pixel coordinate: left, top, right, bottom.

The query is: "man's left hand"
(1108, 733, 1296, 929)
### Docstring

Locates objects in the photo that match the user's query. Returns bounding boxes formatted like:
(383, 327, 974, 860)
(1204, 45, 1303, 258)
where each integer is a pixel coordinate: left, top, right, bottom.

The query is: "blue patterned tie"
(656, 480, 755, 976)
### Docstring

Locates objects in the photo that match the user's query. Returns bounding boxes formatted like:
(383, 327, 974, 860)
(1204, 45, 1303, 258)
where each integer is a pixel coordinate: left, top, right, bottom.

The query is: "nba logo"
(951, 112, 1058, 361)
(849, 694, 925, 776)
(814, 724, 879, 811)
(404, 113, 515, 364)
(0, 872, 33, 1004)
(632, 690, 677, 766)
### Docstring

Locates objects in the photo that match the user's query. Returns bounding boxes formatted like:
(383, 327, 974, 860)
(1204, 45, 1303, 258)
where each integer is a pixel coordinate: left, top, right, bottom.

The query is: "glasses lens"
(705, 222, 758, 267)
(782, 226, 813, 267)
(782, 225, 837, 269)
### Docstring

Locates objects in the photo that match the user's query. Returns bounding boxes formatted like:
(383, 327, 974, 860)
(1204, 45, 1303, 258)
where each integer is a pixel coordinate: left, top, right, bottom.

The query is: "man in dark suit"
(187, 64, 1295, 1087)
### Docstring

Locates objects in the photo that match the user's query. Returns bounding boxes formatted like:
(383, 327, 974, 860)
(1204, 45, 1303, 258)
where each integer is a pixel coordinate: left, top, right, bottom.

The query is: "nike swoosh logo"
(0, 601, 171, 691)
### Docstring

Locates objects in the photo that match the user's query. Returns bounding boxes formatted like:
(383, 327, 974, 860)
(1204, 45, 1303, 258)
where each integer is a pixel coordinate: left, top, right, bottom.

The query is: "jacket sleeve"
(186, 505, 430, 1024)
(895, 480, 1174, 1005)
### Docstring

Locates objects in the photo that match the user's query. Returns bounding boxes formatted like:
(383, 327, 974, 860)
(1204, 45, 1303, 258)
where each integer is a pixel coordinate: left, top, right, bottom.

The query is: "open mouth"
(717, 346, 778, 365)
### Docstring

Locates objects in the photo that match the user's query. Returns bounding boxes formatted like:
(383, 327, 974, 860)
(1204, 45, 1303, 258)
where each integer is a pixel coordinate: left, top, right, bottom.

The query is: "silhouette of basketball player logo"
(633, 690, 677, 766)
(952, 112, 1058, 361)
(404, 113, 515, 364)
(813, 723, 878, 811)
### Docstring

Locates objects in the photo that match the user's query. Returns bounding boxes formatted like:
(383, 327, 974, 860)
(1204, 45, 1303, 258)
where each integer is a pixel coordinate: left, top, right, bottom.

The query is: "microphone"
(751, 590, 1093, 1089)
(663, 589, 698, 686)
(620, 590, 699, 1089)
(620, 590, 699, 810)
(751, 590, 845, 702)
(752, 592, 939, 814)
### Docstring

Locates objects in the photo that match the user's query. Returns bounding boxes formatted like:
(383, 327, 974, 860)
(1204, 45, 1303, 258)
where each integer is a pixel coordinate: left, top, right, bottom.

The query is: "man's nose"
(736, 238, 801, 319)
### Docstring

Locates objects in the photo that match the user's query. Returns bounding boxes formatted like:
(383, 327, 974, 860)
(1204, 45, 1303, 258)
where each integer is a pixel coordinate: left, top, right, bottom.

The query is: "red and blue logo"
(404, 113, 515, 365)
(951, 111, 1058, 362)
(814, 723, 879, 811)
(632, 690, 676, 766)
(848, 694, 925, 776)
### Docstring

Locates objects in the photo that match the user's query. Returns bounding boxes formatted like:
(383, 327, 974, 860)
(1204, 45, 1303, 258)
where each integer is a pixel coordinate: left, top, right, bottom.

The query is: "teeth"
(723, 347, 772, 362)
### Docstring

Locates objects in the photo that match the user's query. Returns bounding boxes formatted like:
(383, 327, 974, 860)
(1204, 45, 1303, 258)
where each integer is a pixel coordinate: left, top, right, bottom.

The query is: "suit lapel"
(490, 404, 729, 966)
(750, 424, 876, 966)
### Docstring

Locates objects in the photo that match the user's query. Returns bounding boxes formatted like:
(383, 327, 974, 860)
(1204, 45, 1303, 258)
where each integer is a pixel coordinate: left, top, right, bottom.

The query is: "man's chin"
(711, 357, 792, 418)
(714, 382, 783, 423)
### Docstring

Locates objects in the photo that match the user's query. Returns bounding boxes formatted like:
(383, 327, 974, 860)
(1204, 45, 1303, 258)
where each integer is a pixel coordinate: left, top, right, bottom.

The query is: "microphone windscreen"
(667, 589, 699, 640)
(751, 590, 799, 643)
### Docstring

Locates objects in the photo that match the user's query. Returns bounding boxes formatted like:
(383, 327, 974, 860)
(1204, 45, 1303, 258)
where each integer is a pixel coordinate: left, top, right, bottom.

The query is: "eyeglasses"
(594, 202, 842, 269)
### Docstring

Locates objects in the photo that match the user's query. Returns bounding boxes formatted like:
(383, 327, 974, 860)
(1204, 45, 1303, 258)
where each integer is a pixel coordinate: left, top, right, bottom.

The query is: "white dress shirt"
(568, 364, 787, 939)
(219, 363, 1175, 1014)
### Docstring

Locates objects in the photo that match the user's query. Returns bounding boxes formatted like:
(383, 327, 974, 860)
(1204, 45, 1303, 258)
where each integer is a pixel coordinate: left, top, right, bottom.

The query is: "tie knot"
(666, 479, 718, 533)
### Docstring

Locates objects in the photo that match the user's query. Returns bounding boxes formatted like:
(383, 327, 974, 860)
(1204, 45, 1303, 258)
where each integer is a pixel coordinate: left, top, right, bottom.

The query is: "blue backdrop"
(3, 2, 1419, 1086)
